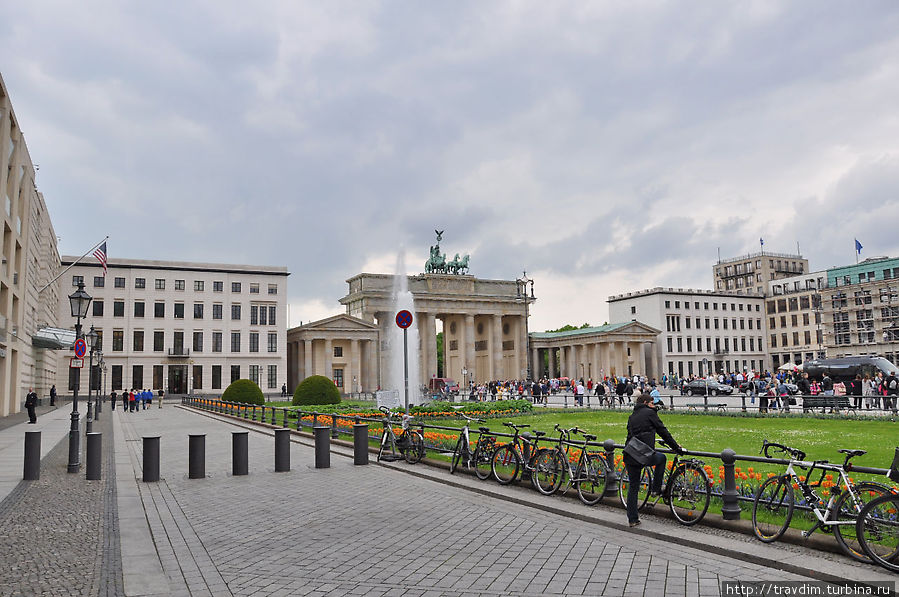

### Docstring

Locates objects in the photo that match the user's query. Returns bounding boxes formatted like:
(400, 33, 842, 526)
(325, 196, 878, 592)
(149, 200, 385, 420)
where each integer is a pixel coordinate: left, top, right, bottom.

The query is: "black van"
(802, 356, 899, 382)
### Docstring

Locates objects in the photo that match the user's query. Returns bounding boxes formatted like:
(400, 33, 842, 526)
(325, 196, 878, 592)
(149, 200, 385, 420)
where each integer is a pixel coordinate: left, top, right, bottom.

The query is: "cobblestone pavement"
(0, 410, 122, 597)
(118, 407, 814, 597)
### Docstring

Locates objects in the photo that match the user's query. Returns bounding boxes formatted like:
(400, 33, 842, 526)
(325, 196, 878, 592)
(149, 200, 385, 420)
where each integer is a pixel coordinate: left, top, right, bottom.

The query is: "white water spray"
(385, 250, 422, 406)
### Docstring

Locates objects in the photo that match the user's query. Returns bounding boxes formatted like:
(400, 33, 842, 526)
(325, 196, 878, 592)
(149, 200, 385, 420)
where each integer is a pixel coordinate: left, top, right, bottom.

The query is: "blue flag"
(855, 239, 863, 255)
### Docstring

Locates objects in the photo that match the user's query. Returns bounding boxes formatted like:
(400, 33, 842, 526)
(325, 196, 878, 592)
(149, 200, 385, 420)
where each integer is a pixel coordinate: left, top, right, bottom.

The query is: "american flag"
(93, 242, 108, 275)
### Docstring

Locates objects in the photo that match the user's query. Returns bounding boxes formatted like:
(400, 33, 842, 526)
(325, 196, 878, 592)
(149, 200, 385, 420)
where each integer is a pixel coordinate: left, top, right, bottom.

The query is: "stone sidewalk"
(0, 404, 896, 596)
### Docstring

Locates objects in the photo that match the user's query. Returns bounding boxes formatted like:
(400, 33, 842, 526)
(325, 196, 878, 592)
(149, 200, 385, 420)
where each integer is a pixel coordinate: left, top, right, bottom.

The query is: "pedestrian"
(623, 393, 683, 527)
(886, 371, 899, 411)
(129, 389, 136, 412)
(281, 383, 287, 398)
(142, 389, 149, 410)
(146, 388, 154, 408)
(576, 380, 585, 406)
(595, 381, 606, 406)
(110, 390, 117, 410)
(849, 375, 863, 410)
(25, 387, 38, 423)
(158, 388, 164, 408)
(49, 384, 57, 406)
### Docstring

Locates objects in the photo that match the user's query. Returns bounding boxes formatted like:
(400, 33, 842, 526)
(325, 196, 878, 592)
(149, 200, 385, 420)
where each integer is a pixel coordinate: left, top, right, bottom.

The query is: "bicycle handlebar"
(459, 413, 486, 423)
(760, 439, 806, 461)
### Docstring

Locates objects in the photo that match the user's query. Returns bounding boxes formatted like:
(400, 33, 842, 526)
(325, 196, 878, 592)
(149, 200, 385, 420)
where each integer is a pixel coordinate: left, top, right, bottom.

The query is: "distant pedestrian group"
(110, 388, 163, 412)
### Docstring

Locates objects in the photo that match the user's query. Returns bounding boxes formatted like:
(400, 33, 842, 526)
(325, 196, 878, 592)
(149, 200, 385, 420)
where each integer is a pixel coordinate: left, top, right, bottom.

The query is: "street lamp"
(67, 281, 92, 473)
(95, 350, 104, 415)
(85, 325, 98, 426)
(516, 271, 535, 380)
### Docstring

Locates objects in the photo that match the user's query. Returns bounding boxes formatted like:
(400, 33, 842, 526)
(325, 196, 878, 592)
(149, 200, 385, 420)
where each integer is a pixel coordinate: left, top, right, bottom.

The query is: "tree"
(293, 375, 341, 406)
(544, 323, 592, 333)
(221, 379, 265, 405)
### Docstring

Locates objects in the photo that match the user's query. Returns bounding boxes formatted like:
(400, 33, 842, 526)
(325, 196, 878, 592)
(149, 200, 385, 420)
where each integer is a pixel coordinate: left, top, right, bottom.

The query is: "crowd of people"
(109, 388, 164, 412)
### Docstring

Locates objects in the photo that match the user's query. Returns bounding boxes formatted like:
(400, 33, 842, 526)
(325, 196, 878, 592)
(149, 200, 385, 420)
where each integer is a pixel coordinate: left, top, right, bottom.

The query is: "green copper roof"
(530, 321, 633, 339)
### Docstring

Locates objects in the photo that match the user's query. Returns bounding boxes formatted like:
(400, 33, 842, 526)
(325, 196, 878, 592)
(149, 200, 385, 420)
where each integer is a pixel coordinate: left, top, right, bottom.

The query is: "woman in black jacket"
(624, 394, 683, 527)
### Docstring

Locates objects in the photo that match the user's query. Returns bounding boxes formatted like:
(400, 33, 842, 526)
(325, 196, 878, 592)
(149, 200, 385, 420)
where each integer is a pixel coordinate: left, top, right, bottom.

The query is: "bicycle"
(854, 490, 899, 573)
(448, 413, 496, 480)
(490, 422, 548, 487)
(617, 440, 711, 526)
(532, 424, 609, 505)
(752, 440, 891, 563)
(377, 406, 425, 464)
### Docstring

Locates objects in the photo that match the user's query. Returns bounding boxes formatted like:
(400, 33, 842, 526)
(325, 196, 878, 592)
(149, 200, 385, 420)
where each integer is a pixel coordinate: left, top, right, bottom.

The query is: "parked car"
(683, 379, 734, 396)
(738, 381, 799, 395)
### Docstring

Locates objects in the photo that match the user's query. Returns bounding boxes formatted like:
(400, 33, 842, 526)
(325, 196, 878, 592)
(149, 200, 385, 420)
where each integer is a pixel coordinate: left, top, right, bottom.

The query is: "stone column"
(559, 345, 567, 379)
(351, 339, 361, 394)
(549, 347, 557, 378)
(491, 314, 503, 381)
(424, 313, 437, 383)
(416, 312, 429, 387)
(369, 338, 379, 391)
(303, 339, 313, 379)
(324, 338, 333, 382)
(464, 314, 476, 384)
(518, 315, 528, 380)
(638, 342, 646, 378)
(532, 346, 540, 379)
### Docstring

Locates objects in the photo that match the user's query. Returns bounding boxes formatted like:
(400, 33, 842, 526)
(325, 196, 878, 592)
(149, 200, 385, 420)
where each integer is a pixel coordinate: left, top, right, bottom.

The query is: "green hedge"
(293, 375, 341, 406)
(221, 379, 264, 405)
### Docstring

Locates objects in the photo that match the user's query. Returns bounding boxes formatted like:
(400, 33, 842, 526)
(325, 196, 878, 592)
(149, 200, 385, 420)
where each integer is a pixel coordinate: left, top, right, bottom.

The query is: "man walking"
(25, 388, 38, 424)
(49, 384, 57, 406)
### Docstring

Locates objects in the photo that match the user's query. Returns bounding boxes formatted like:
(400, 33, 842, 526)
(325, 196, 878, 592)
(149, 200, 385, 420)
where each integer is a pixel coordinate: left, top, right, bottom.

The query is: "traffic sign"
(70, 358, 84, 369)
(395, 310, 413, 329)
(74, 338, 87, 359)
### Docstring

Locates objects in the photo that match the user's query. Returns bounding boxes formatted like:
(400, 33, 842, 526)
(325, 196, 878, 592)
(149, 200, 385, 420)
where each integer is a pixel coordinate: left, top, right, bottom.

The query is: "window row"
(665, 335, 764, 354)
(96, 364, 279, 391)
(93, 330, 279, 353)
(663, 299, 761, 312)
(665, 315, 762, 332)
(75, 275, 278, 295)
(769, 330, 822, 348)
(90, 300, 276, 323)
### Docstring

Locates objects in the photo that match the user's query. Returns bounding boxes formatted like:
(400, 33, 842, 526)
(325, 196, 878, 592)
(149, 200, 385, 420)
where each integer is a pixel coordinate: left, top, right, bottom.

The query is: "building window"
(213, 281, 223, 292)
(268, 333, 277, 353)
(133, 330, 144, 352)
(111, 365, 123, 391)
(631, 306, 636, 314)
(112, 330, 124, 352)
(333, 368, 344, 388)
(173, 331, 184, 354)
(155, 279, 165, 290)
(113, 300, 124, 317)
(212, 365, 222, 390)
(249, 283, 259, 294)
(175, 279, 185, 291)
(174, 303, 184, 319)
(114, 277, 126, 288)
(73, 275, 84, 286)
(134, 301, 145, 317)
(135, 277, 146, 289)
(269, 306, 276, 325)
(268, 284, 278, 295)
(249, 332, 259, 353)
(153, 365, 164, 389)
(232, 282, 241, 293)
(94, 330, 104, 351)
(132, 365, 143, 389)
(249, 365, 260, 385)
(192, 303, 203, 319)
(154, 331, 164, 352)
(193, 365, 203, 391)
(259, 306, 267, 325)
(230, 365, 240, 383)
(268, 365, 277, 389)
(250, 305, 258, 325)
(231, 332, 240, 352)
(231, 304, 241, 320)
(193, 331, 203, 353)
(212, 332, 222, 352)
(194, 280, 204, 291)
(154, 302, 165, 318)
(212, 304, 222, 320)
(334, 346, 343, 357)
(93, 300, 104, 317)
(94, 276, 105, 287)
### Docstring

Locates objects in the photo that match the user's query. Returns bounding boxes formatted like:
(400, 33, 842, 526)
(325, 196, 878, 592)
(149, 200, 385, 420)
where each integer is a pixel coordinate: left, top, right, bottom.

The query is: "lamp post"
(516, 271, 535, 380)
(67, 281, 92, 473)
(86, 326, 98, 424)
(95, 351, 104, 415)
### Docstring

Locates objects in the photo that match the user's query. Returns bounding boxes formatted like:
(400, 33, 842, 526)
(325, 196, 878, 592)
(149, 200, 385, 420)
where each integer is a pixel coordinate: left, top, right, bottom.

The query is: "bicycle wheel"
(833, 482, 893, 563)
(533, 449, 564, 495)
(474, 441, 494, 480)
(618, 466, 651, 510)
(492, 445, 520, 484)
(668, 464, 711, 526)
(576, 454, 608, 506)
(404, 431, 425, 464)
(855, 492, 899, 572)
(752, 476, 794, 543)
(450, 435, 464, 474)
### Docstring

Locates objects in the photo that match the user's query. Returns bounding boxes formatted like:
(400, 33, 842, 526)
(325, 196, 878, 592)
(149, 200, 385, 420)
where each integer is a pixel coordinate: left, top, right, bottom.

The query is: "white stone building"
(55, 257, 288, 396)
(608, 288, 768, 379)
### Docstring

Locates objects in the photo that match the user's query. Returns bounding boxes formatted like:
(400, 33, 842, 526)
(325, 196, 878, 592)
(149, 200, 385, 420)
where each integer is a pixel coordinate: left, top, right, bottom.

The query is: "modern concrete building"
(765, 270, 828, 367)
(0, 73, 62, 416)
(608, 288, 768, 378)
(714, 251, 808, 296)
(55, 257, 288, 396)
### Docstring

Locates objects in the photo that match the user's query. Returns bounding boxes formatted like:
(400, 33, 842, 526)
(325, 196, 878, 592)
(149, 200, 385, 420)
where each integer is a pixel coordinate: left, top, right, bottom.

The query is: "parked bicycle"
(854, 491, 899, 573)
(752, 440, 891, 563)
(377, 406, 425, 464)
(532, 424, 609, 505)
(617, 440, 711, 526)
(449, 413, 496, 480)
(490, 422, 549, 487)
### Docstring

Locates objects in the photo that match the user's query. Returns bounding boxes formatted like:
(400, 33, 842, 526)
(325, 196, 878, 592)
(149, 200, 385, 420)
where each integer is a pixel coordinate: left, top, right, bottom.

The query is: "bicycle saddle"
(533, 431, 546, 437)
(478, 427, 491, 433)
(837, 449, 867, 458)
(584, 433, 597, 442)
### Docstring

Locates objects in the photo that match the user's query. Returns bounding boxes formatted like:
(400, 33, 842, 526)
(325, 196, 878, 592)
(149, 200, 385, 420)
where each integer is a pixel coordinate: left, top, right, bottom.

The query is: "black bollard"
(86, 432, 102, 480)
(602, 439, 619, 495)
(353, 423, 369, 465)
(274, 428, 290, 472)
(188, 434, 206, 479)
(331, 413, 339, 439)
(251, 405, 257, 421)
(232, 431, 249, 476)
(313, 426, 330, 469)
(721, 448, 741, 520)
(740, 394, 747, 413)
(24, 431, 41, 480)
(143, 436, 160, 482)
(283, 408, 289, 428)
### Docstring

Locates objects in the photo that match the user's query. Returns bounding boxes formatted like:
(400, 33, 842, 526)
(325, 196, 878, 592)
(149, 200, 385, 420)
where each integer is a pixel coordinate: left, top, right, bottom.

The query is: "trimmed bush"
(293, 375, 341, 406)
(222, 379, 265, 405)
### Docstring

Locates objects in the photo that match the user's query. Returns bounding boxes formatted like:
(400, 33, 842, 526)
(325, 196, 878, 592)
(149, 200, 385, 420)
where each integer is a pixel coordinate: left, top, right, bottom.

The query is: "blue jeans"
(625, 451, 667, 523)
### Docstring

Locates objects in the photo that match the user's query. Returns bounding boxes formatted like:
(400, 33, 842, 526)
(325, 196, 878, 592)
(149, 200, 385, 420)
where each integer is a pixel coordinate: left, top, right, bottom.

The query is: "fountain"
(383, 250, 422, 411)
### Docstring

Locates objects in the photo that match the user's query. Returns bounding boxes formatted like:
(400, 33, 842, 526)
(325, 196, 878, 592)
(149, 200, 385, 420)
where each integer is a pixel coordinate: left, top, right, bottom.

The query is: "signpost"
(395, 310, 413, 414)
(70, 358, 84, 369)
(74, 338, 87, 360)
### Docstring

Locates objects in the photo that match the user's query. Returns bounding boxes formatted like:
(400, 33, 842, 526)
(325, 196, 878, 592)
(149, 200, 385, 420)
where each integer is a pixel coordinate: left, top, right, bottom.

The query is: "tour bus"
(802, 356, 899, 382)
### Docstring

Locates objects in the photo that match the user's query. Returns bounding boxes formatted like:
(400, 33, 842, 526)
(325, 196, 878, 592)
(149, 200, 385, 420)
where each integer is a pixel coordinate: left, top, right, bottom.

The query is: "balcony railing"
(167, 348, 190, 357)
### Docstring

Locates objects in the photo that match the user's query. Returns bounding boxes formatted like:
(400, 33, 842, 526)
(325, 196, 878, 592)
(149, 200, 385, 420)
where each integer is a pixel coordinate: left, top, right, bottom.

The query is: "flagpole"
(38, 236, 109, 295)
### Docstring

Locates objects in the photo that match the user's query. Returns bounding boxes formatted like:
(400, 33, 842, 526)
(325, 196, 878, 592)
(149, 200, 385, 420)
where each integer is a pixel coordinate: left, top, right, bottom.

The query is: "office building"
(765, 270, 828, 367)
(714, 251, 808, 296)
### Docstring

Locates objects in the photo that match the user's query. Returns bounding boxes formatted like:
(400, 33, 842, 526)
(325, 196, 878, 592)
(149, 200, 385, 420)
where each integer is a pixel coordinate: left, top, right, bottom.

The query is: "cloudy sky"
(3, 2, 899, 331)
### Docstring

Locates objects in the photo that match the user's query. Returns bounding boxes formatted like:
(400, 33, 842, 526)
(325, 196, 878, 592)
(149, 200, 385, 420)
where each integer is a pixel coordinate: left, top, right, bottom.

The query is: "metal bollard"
(353, 422, 369, 465)
(564, 394, 569, 408)
(143, 436, 160, 482)
(721, 448, 741, 520)
(274, 428, 290, 472)
(602, 439, 619, 495)
(189, 434, 206, 479)
(283, 408, 289, 428)
(740, 394, 747, 413)
(232, 431, 249, 476)
(331, 414, 339, 439)
(313, 426, 330, 469)
(24, 431, 41, 480)
(703, 394, 709, 411)
(252, 405, 257, 421)
(86, 432, 102, 480)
